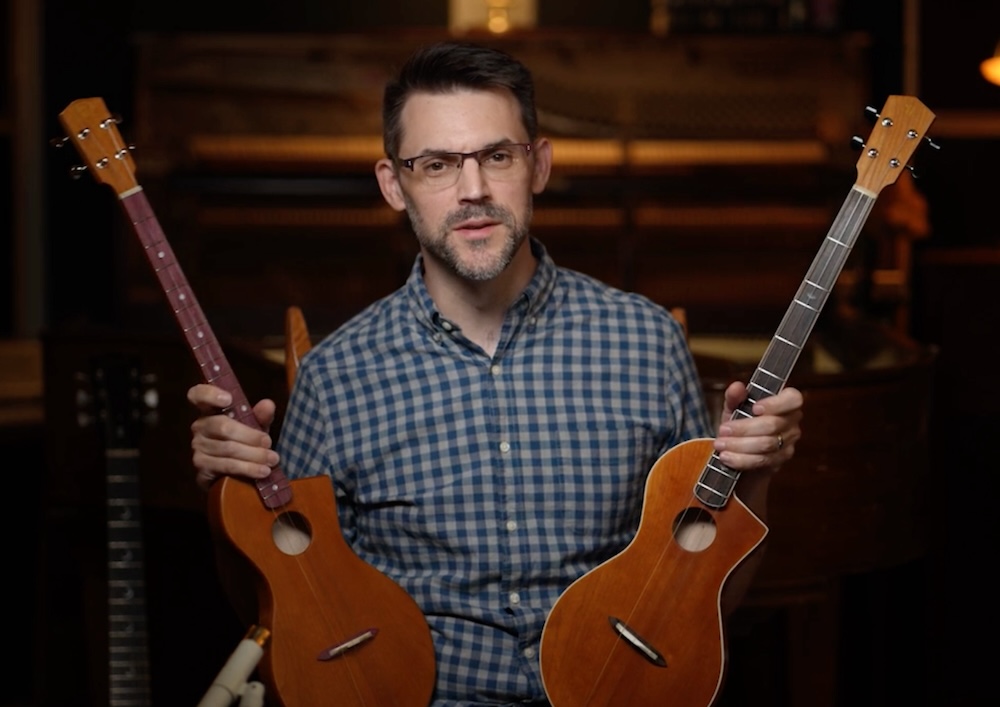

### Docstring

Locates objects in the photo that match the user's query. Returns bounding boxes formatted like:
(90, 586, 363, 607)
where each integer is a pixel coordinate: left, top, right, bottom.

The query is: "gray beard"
(405, 200, 532, 282)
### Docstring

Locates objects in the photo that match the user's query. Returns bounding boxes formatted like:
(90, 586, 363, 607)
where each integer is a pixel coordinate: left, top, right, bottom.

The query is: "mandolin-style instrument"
(539, 95, 937, 707)
(58, 97, 436, 707)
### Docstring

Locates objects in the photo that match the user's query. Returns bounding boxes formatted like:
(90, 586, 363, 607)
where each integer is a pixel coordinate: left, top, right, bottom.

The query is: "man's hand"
(188, 383, 280, 491)
(713, 382, 803, 474)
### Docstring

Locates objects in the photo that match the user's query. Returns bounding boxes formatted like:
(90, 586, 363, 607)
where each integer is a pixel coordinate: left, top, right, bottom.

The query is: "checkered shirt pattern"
(278, 239, 713, 706)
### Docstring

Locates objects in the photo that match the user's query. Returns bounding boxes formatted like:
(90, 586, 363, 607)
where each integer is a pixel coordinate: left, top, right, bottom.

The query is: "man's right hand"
(188, 383, 280, 491)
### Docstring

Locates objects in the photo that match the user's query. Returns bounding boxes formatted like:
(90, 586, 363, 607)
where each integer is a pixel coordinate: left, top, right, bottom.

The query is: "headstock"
(57, 97, 138, 196)
(77, 354, 158, 450)
(854, 95, 937, 196)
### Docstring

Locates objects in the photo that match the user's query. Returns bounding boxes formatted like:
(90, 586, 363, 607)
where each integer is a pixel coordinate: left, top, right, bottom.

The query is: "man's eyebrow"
(410, 139, 516, 157)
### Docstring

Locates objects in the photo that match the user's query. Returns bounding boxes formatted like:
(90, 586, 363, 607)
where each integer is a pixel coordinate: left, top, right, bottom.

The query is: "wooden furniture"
(117, 30, 899, 341)
(2, 0, 45, 339)
(694, 320, 936, 707)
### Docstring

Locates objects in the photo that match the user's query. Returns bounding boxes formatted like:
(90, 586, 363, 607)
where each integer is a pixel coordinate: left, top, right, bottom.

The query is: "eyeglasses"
(398, 143, 533, 189)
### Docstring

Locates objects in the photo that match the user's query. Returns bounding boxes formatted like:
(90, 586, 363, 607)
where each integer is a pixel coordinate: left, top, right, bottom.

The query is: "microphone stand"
(197, 625, 270, 707)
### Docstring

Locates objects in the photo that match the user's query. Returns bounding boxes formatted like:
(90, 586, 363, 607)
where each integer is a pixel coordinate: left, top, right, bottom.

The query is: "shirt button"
(441, 320, 454, 331)
(509, 592, 521, 605)
(505, 519, 518, 532)
(490, 364, 501, 376)
(523, 646, 536, 659)
(499, 441, 511, 454)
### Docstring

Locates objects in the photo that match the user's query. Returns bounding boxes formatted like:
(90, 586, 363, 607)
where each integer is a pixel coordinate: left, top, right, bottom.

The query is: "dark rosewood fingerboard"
(694, 188, 876, 508)
(106, 449, 153, 707)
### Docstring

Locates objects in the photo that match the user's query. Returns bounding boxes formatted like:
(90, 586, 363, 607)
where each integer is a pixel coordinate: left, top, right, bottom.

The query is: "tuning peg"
(50, 136, 70, 148)
(74, 374, 94, 427)
(864, 106, 900, 130)
(142, 382, 159, 411)
(100, 113, 123, 129)
(850, 135, 866, 151)
(69, 164, 88, 179)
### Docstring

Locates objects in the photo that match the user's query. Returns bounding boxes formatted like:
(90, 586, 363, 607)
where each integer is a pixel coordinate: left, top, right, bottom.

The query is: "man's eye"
(422, 159, 449, 173)
(486, 150, 514, 164)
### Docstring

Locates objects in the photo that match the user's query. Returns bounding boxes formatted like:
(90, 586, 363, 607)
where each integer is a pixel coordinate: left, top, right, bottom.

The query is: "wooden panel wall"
(115, 31, 878, 341)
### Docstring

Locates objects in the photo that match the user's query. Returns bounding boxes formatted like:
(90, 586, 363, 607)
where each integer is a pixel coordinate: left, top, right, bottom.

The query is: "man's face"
(376, 88, 551, 283)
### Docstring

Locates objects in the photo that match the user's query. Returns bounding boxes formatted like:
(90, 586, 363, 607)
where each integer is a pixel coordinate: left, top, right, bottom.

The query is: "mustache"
(443, 203, 513, 230)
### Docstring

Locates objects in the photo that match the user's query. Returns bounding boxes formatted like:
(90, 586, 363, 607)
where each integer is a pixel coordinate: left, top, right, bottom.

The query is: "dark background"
(30, 1, 1000, 335)
(3, 1, 999, 706)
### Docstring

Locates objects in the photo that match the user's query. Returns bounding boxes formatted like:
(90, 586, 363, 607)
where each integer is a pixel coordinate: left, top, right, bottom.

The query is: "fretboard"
(694, 187, 876, 508)
(106, 451, 153, 707)
(119, 188, 292, 508)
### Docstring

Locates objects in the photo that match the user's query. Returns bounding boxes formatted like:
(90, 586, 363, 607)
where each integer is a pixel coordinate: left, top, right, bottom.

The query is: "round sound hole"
(672, 507, 717, 552)
(271, 511, 312, 556)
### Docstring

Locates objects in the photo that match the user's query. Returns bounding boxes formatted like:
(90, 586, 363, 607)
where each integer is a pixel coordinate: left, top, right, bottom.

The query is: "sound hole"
(272, 511, 312, 556)
(672, 507, 717, 552)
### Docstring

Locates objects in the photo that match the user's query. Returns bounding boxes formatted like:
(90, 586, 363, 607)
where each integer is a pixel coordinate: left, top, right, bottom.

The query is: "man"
(188, 41, 803, 705)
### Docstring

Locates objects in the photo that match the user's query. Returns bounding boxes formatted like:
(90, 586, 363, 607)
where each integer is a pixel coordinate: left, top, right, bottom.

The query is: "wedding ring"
(776, 433, 784, 451)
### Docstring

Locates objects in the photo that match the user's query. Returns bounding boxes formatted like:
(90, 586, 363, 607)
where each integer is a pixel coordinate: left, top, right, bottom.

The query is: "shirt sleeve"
(659, 313, 715, 455)
(277, 361, 358, 544)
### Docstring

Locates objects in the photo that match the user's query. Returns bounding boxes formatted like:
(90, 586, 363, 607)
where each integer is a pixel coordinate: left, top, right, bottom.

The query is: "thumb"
(252, 398, 277, 433)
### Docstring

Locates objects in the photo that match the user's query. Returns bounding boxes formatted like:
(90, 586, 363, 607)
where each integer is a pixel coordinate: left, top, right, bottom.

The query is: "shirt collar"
(405, 237, 558, 332)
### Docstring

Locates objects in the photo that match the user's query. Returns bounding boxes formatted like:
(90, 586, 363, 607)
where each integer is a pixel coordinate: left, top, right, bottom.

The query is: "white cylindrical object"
(197, 626, 270, 707)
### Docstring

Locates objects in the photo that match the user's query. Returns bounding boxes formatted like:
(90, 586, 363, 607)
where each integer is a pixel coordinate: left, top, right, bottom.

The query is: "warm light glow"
(488, 2, 511, 34)
(982, 53, 1000, 87)
(449, 0, 536, 35)
(488, 15, 511, 34)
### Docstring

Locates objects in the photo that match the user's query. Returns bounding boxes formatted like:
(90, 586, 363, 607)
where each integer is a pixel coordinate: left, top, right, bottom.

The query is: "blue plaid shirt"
(279, 239, 713, 706)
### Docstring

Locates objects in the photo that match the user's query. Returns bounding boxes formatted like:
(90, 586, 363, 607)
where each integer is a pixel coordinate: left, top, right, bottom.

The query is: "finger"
(191, 445, 276, 483)
(718, 416, 801, 450)
(751, 386, 804, 416)
(713, 434, 795, 472)
(720, 381, 749, 423)
(251, 399, 277, 431)
(191, 428, 278, 487)
(193, 457, 275, 491)
(187, 383, 232, 412)
(191, 424, 276, 460)
(191, 413, 273, 447)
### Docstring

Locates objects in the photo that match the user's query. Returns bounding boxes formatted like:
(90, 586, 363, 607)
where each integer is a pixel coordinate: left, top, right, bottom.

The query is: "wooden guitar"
(86, 354, 155, 707)
(59, 97, 436, 707)
(283, 305, 312, 391)
(539, 96, 937, 706)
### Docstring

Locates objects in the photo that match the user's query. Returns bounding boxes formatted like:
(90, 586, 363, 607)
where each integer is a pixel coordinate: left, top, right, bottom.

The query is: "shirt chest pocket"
(549, 421, 660, 538)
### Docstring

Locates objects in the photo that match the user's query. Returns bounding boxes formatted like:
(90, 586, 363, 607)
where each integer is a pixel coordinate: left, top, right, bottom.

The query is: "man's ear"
(375, 158, 407, 212)
(530, 137, 553, 195)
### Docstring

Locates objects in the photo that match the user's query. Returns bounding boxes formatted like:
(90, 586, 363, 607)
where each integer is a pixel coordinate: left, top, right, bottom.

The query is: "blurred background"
(2, 1, 998, 705)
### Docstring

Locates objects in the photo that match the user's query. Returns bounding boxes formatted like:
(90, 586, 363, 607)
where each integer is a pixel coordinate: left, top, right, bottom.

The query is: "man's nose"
(455, 157, 490, 201)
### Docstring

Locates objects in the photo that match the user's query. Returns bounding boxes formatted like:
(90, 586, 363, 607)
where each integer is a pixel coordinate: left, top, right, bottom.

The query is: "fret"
(60, 93, 438, 707)
(68, 347, 159, 707)
(692, 97, 936, 509)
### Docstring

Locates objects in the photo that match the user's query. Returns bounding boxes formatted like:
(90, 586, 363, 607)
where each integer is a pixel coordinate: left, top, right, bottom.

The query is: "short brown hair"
(382, 41, 539, 160)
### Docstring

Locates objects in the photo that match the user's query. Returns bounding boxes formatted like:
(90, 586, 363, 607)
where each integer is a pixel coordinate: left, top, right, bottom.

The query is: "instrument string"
(579, 188, 875, 703)
(105, 122, 380, 704)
